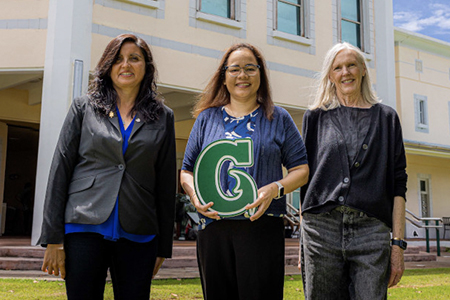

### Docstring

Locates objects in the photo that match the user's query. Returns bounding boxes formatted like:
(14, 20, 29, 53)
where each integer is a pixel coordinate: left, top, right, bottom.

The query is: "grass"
(0, 268, 449, 299)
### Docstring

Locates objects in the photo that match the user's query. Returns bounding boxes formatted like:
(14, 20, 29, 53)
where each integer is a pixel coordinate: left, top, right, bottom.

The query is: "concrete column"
(31, 0, 93, 245)
(374, 0, 396, 109)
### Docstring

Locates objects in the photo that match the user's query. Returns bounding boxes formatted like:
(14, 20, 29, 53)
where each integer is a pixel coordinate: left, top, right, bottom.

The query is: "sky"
(393, 0, 450, 43)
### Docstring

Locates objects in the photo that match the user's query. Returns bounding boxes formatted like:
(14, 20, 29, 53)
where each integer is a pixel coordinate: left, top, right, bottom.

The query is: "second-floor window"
(340, 0, 362, 49)
(414, 94, 429, 133)
(275, 0, 304, 36)
(200, 0, 235, 19)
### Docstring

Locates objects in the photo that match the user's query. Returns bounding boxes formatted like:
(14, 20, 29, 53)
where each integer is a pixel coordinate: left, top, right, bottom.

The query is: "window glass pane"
(420, 180, 426, 192)
(419, 101, 426, 124)
(282, 0, 301, 4)
(421, 194, 429, 217)
(201, 0, 230, 18)
(341, 0, 360, 22)
(341, 20, 360, 48)
(277, 1, 301, 35)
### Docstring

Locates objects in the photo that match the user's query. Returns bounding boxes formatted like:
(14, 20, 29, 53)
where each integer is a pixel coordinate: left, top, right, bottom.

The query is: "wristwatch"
(391, 238, 407, 250)
(274, 181, 285, 199)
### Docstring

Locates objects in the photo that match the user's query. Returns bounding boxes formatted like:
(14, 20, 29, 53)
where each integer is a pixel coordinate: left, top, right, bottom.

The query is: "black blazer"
(39, 96, 176, 257)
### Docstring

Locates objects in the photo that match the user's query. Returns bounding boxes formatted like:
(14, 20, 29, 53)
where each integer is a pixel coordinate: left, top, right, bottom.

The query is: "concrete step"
(0, 257, 43, 270)
(404, 251, 437, 262)
(0, 246, 45, 258)
(0, 246, 196, 259)
(0, 244, 443, 270)
(415, 245, 446, 253)
(285, 255, 299, 266)
(172, 247, 196, 257)
(404, 246, 420, 254)
(285, 246, 298, 255)
(162, 256, 198, 269)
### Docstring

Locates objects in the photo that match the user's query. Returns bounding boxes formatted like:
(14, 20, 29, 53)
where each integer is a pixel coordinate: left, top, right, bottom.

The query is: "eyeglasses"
(224, 64, 260, 77)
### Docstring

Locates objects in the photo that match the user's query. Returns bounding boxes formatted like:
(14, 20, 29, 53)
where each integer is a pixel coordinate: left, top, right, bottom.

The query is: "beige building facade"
(1, 0, 400, 243)
(395, 28, 450, 239)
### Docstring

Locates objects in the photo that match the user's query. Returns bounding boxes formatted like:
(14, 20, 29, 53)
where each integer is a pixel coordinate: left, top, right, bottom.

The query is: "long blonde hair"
(310, 42, 379, 110)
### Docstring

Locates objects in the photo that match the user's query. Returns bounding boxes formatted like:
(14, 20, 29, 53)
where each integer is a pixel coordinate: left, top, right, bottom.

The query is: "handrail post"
(425, 220, 430, 253)
(436, 220, 441, 257)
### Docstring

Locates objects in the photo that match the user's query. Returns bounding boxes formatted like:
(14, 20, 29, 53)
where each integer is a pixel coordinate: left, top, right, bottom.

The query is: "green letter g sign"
(193, 138, 257, 217)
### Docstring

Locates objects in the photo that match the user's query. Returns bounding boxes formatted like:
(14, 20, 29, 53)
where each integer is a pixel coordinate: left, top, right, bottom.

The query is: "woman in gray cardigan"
(39, 34, 176, 300)
(299, 42, 408, 299)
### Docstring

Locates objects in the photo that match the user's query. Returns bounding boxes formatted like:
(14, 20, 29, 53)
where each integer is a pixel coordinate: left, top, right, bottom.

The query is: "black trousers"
(197, 215, 285, 300)
(64, 232, 158, 300)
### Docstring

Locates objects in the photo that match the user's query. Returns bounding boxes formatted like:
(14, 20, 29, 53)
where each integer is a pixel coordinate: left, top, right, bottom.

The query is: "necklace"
(224, 104, 260, 118)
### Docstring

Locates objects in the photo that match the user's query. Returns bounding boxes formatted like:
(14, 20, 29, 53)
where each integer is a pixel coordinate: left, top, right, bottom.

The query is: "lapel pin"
(136, 118, 141, 123)
(109, 111, 114, 118)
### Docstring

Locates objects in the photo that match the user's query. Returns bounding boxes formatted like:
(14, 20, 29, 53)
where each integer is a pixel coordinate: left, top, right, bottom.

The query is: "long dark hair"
(88, 33, 163, 122)
(193, 43, 274, 120)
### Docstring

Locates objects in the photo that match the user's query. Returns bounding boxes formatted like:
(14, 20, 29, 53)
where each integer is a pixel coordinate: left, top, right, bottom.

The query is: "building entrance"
(2, 124, 39, 236)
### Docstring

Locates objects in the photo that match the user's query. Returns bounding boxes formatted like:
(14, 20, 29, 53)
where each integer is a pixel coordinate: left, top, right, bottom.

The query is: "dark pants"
(64, 232, 158, 300)
(301, 207, 391, 300)
(197, 215, 285, 300)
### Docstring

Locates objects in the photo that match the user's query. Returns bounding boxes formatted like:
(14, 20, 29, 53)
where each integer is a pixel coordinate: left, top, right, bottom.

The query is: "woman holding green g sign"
(180, 43, 309, 300)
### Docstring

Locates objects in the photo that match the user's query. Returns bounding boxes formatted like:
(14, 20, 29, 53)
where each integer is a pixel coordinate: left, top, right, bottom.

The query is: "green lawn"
(0, 268, 449, 299)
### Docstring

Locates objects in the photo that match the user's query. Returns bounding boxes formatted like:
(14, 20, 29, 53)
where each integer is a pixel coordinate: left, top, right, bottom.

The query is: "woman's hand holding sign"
(246, 165, 309, 221)
(180, 170, 220, 220)
(190, 192, 220, 220)
(245, 184, 278, 221)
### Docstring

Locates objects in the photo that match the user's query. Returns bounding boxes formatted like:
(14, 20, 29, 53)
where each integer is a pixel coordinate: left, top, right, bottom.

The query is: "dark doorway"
(3, 124, 39, 236)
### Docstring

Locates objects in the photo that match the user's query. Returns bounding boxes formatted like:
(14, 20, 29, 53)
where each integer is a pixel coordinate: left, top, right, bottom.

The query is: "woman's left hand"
(244, 165, 309, 222)
(388, 246, 405, 287)
(152, 257, 165, 279)
(245, 183, 278, 221)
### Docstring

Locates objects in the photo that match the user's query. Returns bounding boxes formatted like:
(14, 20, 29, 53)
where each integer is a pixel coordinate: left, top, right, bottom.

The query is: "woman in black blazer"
(39, 34, 176, 300)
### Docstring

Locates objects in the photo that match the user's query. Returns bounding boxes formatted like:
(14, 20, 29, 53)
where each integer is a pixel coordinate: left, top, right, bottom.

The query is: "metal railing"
(406, 209, 443, 256)
(284, 202, 300, 237)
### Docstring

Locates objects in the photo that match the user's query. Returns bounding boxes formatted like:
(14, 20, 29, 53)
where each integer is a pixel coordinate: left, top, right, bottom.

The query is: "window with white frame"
(340, 0, 362, 49)
(199, 0, 236, 19)
(419, 177, 431, 218)
(414, 94, 429, 133)
(269, 0, 313, 48)
(275, 0, 304, 36)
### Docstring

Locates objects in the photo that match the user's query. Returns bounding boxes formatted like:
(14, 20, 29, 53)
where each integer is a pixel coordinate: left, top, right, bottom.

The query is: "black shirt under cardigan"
(300, 103, 407, 228)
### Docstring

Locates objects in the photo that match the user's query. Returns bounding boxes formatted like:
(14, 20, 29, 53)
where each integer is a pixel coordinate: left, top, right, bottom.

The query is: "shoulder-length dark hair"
(88, 33, 163, 122)
(193, 43, 274, 120)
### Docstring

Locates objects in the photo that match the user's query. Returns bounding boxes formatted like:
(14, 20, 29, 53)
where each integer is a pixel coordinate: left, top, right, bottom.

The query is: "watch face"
(401, 240, 407, 249)
(392, 239, 407, 250)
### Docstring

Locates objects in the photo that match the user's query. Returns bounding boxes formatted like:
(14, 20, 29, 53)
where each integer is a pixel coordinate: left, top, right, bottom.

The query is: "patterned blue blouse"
(222, 106, 258, 196)
(65, 107, 155, 243)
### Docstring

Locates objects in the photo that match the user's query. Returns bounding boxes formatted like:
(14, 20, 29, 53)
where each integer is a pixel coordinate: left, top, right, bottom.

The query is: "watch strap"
(391, 238, 407, 250)
(274, 181, 284, 199)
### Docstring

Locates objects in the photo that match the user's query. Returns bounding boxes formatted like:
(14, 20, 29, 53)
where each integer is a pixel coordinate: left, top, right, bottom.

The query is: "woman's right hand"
(191, 194, 220, 220)
(41, 244, 66, 279)
(180, 170, 220, 220)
